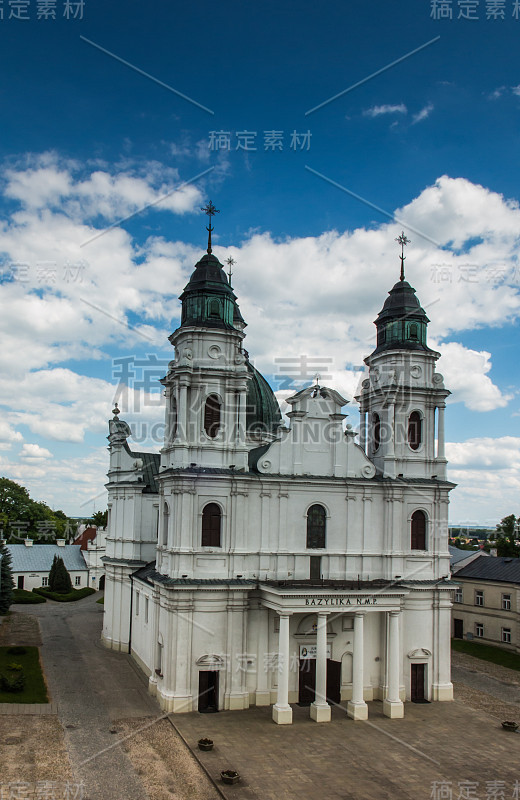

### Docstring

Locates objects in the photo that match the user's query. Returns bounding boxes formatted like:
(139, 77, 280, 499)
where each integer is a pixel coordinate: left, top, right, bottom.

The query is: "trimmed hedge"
(12, 589, 46, 604)
(32, 586, 96, 603)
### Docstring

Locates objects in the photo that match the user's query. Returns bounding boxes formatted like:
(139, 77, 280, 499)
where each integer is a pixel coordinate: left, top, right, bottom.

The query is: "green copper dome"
(179, 253, 242, 330)
(371, 278, 434, 355)
(246, 359, 282, 435)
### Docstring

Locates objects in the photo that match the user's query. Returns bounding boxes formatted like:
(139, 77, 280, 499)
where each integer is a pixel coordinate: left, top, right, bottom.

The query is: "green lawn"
(96, 596, 104, 605)
(452, 638, 520, 672)
(0, 646, 49, 703)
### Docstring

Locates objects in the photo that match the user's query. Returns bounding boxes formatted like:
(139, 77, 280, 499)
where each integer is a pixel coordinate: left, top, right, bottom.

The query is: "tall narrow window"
(202, 503, 222, 547)
(306, 504, 326, 549)
(409, 322, 419, 341)
(411, 510, 426, 550)
(204, 395, 221, 438)
(162, 502, 169, 547)
(408, 411, 422, 450)
(372, 413, 381, 451)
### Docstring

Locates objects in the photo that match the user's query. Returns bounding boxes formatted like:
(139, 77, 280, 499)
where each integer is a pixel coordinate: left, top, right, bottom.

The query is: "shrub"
(0, 671, 26, 693)
(12, 589, 46, 604)
(7, 646, 27, 656)
(7, 662, 23, 671)
(33, 586, 95, 602)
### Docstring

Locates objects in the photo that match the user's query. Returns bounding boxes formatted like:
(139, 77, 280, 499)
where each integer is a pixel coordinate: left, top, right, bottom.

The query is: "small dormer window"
(208, 299, 221, 319)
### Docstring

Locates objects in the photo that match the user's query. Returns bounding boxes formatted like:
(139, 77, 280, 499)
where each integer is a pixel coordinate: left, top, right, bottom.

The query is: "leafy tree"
(0, 477, 73, 543)
(492, 514, 520, 558)
(90, 510, 108, 528)
(0, 543, 14, 615)
(49, 556, 72, 594)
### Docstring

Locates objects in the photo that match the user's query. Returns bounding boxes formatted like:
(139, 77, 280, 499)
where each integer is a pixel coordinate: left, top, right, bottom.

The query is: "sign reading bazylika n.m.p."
(304, 596, 379, 606)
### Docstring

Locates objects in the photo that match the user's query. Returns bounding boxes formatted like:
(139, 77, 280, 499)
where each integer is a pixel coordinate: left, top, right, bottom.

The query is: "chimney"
(24, 538, 33, 547)
(56, 539, 66, 547)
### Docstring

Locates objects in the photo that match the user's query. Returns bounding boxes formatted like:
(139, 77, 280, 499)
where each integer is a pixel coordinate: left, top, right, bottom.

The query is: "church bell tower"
(160, 202, 251, 471)
(356, 233, 450, 480)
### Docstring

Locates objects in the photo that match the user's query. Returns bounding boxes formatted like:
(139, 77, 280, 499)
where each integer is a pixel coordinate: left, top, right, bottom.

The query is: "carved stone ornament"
(108, 416, 132, 444)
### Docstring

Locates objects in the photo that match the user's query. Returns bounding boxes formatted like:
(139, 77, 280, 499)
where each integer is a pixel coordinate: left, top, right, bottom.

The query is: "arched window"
(204, 395, 221, 438)
(306, 504, 326, 549)
(408, 411, 422, 450)
(202, 503, 222, 547)
(372, 412, 381, 451)
(411, 510, 426, 550)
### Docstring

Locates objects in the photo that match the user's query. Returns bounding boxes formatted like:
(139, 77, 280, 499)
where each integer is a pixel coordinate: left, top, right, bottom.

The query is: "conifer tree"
(49, 556, 72, 593)
(0, 543, 14, 614)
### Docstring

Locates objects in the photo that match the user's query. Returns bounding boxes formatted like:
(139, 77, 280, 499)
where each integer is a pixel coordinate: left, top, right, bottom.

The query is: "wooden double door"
(298, 659, 341, 706)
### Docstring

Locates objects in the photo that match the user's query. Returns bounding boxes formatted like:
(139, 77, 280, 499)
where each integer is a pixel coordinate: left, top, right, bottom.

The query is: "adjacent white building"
(8, 541, 88, 592)
(102, 227, 456, 723)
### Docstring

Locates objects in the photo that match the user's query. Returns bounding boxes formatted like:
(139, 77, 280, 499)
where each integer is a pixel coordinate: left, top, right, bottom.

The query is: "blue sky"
(0, 0, 519, 524)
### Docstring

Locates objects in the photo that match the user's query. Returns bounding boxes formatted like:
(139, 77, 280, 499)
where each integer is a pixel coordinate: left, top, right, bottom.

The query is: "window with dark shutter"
(408, 411, 422, 450)
(204, 395, 221, 438)
(201, 503, 221, 547)
(411, 510, 426, 550)
(306, 504, 326, 549)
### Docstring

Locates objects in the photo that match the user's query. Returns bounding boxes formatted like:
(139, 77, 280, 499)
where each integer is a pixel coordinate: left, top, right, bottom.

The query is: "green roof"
(246, 360, 282, 435)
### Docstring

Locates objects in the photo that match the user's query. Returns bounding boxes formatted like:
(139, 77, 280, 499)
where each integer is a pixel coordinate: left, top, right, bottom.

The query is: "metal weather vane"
(201, 200, 220, 254)
(226, 256, 236, 283)
(395, 231, 411, 281)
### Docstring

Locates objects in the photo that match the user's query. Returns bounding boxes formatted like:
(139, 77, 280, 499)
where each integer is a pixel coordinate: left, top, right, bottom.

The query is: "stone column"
(255, 607, 271, 706)
(310, 612, 331, 722)
(383, 610, 404, 718)
(177, 383, 188, 442)
(272, 613, 292, 724)
(437, 404, 445, 460)
(347, 611, 368, 720)
(359, 408, 366, 453)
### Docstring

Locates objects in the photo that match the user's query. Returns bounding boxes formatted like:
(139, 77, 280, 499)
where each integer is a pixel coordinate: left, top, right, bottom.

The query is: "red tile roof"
(74, 527, 97, 551)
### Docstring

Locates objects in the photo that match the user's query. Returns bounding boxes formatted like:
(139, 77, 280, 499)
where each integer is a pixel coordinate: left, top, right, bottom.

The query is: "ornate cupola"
(159, 203, 278, 473)
(179, 203, 243, 330)
(355, 233, 450, 480)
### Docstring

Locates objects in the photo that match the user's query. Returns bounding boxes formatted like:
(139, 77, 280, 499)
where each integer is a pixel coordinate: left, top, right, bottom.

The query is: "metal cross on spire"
(201, 200, 220, 254)
(226, 256, 236, 284)
(395, 231, 411, 281)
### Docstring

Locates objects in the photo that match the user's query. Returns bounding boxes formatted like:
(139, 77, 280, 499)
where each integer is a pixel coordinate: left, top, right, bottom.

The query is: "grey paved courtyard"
(8, 597, 520, 800)
(173, 701, 520, 800)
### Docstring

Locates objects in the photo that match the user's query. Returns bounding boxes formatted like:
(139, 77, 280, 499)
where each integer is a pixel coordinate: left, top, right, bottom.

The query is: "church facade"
(102, 221, 456, 723)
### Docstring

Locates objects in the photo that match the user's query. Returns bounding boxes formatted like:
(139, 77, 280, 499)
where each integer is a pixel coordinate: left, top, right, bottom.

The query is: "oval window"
(408, 411, 422, 450)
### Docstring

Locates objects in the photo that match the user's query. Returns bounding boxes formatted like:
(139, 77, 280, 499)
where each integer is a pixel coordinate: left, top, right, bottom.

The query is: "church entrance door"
(411, 663, 426, 702)
(298, 659, 341, 706)
(198, 670, 219, 713)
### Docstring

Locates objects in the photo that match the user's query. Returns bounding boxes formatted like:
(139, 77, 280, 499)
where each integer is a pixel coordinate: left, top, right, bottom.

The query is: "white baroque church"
(102, 217, 456, 724)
